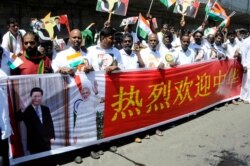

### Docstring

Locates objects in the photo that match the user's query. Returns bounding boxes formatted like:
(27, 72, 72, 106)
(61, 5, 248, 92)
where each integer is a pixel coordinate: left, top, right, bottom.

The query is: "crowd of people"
(1, 12, 250, 165)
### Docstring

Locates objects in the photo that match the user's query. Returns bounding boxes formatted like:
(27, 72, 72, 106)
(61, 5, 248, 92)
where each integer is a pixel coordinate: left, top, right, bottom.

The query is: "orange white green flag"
(67, 52, 84, 68)
(7, 54, 23, 70)
(205, 0, 227, 22)
(136, 13, 152, 40)
(160, 0, 176, 9)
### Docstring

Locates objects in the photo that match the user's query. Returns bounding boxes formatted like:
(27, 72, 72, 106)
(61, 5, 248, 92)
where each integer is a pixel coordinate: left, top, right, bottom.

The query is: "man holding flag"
(52, 29, 92, 75)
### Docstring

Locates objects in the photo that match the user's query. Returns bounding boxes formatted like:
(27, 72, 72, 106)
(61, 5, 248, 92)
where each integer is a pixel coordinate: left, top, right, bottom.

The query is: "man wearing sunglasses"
(1, 18, 26, 57)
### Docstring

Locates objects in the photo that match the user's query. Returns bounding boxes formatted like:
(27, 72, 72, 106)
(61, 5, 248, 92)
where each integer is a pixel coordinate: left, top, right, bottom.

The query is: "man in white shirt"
(157, 23, 169, 45)
(1, 18, 25, 57)
(120, 33, 144, 70)
(158, 32, 177, 68)
(240, 36, 250, 104)
(175, 34, 196, 65)
(189, 31, 208, 62)
(52, 29, 92, 75)
(140, 33, 162, 68)
(223, 31, 241, 59)
(88, 27, 124, 74)
(214, 32, 226, 60)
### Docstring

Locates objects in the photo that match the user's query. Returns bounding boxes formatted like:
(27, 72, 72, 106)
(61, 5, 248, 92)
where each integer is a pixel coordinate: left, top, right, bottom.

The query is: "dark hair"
(100, 27, 116, 39)
(227, 30, 236, 37)
(23, 31, 39, 43)
(163, 31, 173, 42)
(180, 33, 190, 40)
(30, 87, 43, 96)
(193, 30, 203, 37)
(122, 33, 133, 41)
(215, 31, 224, 38)
(7, 17, 18, 25)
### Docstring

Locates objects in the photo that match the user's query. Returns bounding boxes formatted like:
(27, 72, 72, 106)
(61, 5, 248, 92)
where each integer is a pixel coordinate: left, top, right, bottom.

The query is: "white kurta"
(52, 47, 87, 72)
(223, 40, 240, 59)
(1, 30, 25, 56)
(140, 47, 162, 68)
(175, 47, 195, 65)
(240, 37, 250, 102)
(119, 49, 139, 70)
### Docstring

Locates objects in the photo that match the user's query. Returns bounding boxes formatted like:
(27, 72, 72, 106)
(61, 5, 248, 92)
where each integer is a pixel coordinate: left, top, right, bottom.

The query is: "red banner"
(104, 60, 243, 137)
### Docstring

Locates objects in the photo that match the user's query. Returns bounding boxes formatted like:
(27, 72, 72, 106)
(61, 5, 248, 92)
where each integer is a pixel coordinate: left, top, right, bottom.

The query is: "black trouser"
(0, 136, 10, 166)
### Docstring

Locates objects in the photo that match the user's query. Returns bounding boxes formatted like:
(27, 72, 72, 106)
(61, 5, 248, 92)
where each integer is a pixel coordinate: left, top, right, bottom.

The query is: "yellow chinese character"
(195, 73, 211, 97)
(226, 68, 240, 87)
(111, 86, 143, 121)
(214, 70, 226, 87)
(146, 81, 171, 113)
(174, 77, 193, 105)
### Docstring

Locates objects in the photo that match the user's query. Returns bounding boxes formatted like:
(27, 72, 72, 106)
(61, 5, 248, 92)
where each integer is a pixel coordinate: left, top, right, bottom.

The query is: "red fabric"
(59, 15, 70, 33)
(104, 60, 243, 137)
(13, 55, 51, 75)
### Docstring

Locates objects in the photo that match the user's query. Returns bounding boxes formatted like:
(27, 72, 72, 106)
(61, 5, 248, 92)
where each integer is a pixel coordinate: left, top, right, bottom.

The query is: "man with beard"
(11, 31, 51, 75)
(52, 29, 92, 75)
(120, 33, 144, 69)
(189, 30, 208, 62)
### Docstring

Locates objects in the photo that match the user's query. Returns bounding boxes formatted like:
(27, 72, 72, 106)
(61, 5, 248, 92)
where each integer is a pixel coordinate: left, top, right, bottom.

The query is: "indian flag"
(67, 52, 84, 68)
(206, 1, 227, 22)
(136, 13, 152, 40)
(218, 17, 230, 29)
(120, 16, 138, 27)
(204, 27, 217, 37)
(160, 0, 176, 9)
(7, 54, 23, 70)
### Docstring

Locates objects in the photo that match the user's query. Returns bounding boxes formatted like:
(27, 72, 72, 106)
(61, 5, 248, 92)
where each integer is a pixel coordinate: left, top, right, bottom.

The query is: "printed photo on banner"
(7, 73, 105, 159)
(96, 0, 129, 16)
(174, 0, 200, 18)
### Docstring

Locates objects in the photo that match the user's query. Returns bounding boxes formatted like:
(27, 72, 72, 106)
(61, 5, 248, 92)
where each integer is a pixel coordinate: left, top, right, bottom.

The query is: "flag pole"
(108, 11, 112, 22)
(147, 0, 154, 15)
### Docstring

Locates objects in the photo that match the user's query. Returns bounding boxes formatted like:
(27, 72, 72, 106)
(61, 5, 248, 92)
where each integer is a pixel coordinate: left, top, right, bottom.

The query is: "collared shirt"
(52, 47, 87, 72)
(120, 49, 139, 70)
(189, 41, 209, 61)
(175, 47, 195, 65)
(87, 44, 124, 71)
(1, 30, 25, 55)
(223, 40, 240, 59)
(159, 44, 176, 68)
(214, 44, 226, 58)
(140, 47, 162, 68)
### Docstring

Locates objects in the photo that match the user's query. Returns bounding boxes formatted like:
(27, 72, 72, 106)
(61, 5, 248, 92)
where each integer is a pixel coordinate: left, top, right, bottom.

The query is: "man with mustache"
(120, 33, 144, 69)
(11, 31, 52, 75)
